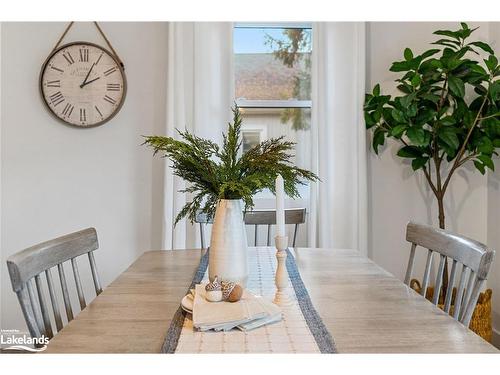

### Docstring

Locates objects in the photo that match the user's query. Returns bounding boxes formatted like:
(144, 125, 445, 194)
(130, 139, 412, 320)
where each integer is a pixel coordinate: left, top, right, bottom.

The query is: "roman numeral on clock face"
(107, 83, 121, 91)
(49, 91, 64, 107)
(95, 105, 103, 117)
(103, 67, 117, 76)
(46, 80, 60, 88)
(80, 108, 87, 122)
(61, 103, 74, 117)
(79, 48, 89, 62)
(62, 51, 75, 65)
(103, 95, 117, 105)
(50, 66, 64, 73)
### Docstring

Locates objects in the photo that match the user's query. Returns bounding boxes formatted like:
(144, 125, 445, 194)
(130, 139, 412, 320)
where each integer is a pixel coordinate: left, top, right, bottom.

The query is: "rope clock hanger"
(39, 22, 127, 127)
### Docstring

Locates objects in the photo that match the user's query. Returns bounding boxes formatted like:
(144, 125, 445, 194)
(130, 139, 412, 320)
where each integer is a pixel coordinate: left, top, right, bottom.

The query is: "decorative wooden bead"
(227, 284, 243, 302)
(205, 276, 223, 302)
(221, 281, 235, 301)
(205, 276, 221, 291)
(221, 281, 243, 302)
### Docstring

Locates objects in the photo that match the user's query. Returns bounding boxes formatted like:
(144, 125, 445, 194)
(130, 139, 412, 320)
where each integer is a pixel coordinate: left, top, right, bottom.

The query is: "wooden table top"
(44, 248, 498, 353)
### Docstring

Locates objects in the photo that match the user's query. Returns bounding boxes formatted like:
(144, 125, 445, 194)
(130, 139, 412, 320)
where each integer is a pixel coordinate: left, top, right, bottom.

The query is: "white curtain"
(163, 22, 234, 250)
(308, 22, 368, 255)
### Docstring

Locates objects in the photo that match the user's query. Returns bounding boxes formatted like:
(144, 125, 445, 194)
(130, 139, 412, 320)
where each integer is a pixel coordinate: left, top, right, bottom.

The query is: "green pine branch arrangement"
(143, 106, 318, 225)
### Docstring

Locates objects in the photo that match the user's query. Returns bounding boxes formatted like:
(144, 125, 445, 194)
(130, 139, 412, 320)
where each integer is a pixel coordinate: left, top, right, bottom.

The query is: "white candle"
(276, 174, 285, 238)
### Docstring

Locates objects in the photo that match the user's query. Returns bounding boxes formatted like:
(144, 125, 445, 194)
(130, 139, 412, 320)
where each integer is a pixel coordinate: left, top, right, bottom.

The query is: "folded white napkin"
(192, 283, 282, 332)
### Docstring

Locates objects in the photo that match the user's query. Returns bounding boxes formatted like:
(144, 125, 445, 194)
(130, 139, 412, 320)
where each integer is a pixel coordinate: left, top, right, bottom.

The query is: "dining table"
(44, 247, 498, 353)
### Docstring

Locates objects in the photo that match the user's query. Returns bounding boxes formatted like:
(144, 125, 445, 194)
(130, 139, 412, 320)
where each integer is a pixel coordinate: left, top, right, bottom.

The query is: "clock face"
(40, 42, 126, 127)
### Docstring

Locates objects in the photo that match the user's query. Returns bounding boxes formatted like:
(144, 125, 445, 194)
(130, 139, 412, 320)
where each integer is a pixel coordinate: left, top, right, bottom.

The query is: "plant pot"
(410, 279, 492, 342)
(209, 199, 249, 287)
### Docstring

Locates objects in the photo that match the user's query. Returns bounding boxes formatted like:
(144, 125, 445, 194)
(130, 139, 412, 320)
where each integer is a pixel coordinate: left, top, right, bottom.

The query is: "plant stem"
(441, 96, 488, 195)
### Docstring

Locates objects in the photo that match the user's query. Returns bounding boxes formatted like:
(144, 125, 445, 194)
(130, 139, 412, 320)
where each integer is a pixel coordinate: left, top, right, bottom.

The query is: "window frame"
(233, 23, 312, 110)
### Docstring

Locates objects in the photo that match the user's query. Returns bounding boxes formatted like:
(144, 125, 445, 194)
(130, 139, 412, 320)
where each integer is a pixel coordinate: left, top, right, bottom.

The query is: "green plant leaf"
(433, 29, 461, 40)
(390, 60, 413, 72)
(412, 157, 428, 171)
(391, 109, 406, 123)
(364, 112, 376, 128)
(411, 74, 421, 87)
(477, 136, 494, 154)
(420, 49, 441, 60)
(468, 41, 494, 55)
(407, 127, 426, 145)
(372, 128, 385, 154)
(440, 116, 456, 126)
(397, 84, 412, 94)
(477, 154, 494, 171)
(397, 145, 422, 158)
(469, 63, 487, 75)
(448, 76, 465, 98)
(404, 48, 413, 61)
(474, 160, 486, 174)
(474, 84, 488, 95)
(391, 124, 407, 138)
(372, 84, 380, 96)
(485, 55, 498, 72)
(438, 127, 460, 150)
(490, 81, 500, 101)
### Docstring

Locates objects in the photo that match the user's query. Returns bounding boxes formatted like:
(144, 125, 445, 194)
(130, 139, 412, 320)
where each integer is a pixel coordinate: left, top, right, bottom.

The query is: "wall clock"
(40, 23, 126, 127)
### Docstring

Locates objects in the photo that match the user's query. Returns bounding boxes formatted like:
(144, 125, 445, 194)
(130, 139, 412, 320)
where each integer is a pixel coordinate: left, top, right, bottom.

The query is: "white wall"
(0, 22, 168, 332)
(366, 22, 500, 345)
(487, 22, 500, 347)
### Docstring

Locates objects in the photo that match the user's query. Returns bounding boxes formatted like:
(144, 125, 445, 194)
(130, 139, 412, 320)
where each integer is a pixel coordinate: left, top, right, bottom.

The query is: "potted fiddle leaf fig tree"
(143, 106, 318, 286)
(364, 23, 499, 341)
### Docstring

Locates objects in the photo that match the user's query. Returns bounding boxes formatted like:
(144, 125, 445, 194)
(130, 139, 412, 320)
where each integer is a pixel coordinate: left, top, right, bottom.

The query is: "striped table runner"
(161, 247, 336, 353)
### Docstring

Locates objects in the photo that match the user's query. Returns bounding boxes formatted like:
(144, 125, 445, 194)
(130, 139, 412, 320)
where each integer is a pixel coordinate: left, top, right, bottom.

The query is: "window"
(233, 23, 312, 171)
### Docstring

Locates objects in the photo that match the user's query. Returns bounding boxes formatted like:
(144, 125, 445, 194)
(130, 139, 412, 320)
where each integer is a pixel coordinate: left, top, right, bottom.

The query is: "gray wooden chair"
(6, 228, 102, 342)
(195, 208, 306, 249)
(404, 222, 495, 327)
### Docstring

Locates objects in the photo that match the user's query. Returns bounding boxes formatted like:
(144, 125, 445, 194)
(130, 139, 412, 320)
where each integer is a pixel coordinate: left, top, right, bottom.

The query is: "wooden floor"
(44, 248, 498, 353)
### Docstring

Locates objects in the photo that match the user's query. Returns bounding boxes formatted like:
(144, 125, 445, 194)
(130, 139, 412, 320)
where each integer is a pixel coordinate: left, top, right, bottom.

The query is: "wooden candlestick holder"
(273, 235, 293, 306)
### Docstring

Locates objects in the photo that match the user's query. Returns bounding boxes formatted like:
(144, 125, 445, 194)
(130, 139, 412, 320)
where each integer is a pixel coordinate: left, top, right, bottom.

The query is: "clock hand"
(81, 76, 101, 88)
(80, 62, 96, 88)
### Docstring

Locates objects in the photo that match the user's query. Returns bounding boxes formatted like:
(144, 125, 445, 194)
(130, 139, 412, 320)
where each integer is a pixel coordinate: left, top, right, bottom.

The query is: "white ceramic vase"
(209, 199, 249, 287)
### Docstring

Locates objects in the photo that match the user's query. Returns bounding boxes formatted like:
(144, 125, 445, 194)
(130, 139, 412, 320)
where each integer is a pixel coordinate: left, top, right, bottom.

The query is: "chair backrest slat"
(195, 208, 307, 248)
(35, 274, 53, 338)
(7, 228, 102, 341)
(71, 258, 87, 310)
(16, 287, 42, 340)
(199, 222, 206, 249)
(461, 279, 485, 327)
(420, 249, 433, 296)
(27, 279, 44, 335)
(58, 263, 74, 322)
(453, 265, 470, 320)
(404, 243, 417, 285)
(404, 222, 494, 328)
(432, 254, 446, 305)
(88, 252, 103, 295)
(443, 259, 458, 313)
(460, 271, 477, 321)
(45, 269, 63, 331)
